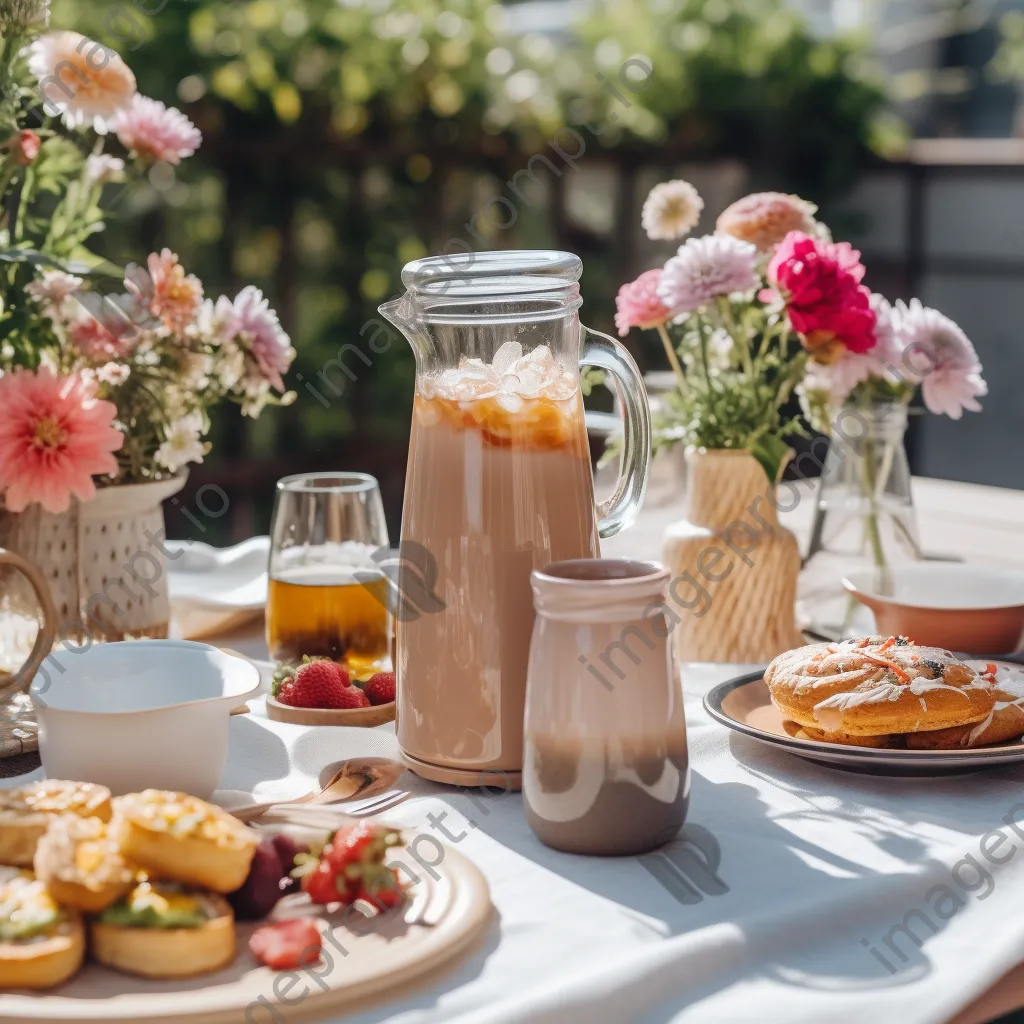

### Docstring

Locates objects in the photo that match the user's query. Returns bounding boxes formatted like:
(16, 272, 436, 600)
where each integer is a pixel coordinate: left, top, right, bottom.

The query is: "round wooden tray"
(1, 845, 493, 1023)
(265, 696, 396, 728)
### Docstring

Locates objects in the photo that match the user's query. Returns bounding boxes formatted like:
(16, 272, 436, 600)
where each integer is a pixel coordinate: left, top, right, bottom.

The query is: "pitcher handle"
(0, 548, 59, 698)
(580, 325, 651, 539)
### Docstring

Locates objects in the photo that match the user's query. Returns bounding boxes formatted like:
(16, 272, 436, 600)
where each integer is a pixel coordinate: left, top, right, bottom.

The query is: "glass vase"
(802, 402, 922, 638)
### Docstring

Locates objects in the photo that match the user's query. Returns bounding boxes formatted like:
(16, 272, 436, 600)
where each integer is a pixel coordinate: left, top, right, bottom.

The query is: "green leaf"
(0, 247, 68, 270)
(750, 433, 791, 485)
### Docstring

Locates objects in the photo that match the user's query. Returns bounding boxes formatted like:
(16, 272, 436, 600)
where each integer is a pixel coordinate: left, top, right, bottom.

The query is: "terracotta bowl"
(842, 565, 1024, 655)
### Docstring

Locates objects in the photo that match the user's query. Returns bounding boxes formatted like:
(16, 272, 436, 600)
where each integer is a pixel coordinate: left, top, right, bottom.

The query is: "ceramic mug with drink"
(380, 250, 651, 787)
(266, 473, 391, 674)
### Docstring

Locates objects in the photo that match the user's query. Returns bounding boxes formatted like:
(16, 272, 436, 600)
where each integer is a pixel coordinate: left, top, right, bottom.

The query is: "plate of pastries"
(0, 780, 491, 1023)
(705, 636, 1024, 773)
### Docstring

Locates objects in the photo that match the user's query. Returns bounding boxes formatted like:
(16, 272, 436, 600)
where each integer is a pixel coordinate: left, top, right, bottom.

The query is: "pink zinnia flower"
(218, 286, 295, 391)
(111, 95, 201, 165)
(716, 192, 817, 252)
(125, 249, 203, 335)
(615, 269, 671, 336)
(658, 235, 759, 317)
(893, 299, 986, 419)
(768, 231, 876, 362)
(27, 31, 136, 132)
(0, 367, 123, 513)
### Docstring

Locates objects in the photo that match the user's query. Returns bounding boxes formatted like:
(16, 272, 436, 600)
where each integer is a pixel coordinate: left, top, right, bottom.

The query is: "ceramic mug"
(0, 547, 59, 699)
(523, 558, 690, 856)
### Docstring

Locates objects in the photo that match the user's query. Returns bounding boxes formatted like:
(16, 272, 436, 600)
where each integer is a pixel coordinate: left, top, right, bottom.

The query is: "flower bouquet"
(0, 5, 296, 645)
(614, 179, 986, 658)
(0, 7, 296, 516)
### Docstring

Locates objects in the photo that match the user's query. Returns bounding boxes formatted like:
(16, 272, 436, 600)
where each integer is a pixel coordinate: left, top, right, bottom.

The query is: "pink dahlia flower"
(125, 249, 203, 335)
(768, 232, 876, 361)
(615, 269, 670, 336)
(27, 31, 136, 133)
(111, 95, 201, 165)
(716, 192, 817, 252)
(658, 235, 759, 317)
(219, 286, 295, 391)
(893, 299, 986, 419)
(0, 367, 122, 513)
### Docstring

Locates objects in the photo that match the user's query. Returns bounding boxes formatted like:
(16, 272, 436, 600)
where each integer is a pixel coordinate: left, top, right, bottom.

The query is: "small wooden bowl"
(266, 697, 396, 728)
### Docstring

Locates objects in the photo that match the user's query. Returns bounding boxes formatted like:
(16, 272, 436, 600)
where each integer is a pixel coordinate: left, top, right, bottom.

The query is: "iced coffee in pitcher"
(381, 251, 651, 788)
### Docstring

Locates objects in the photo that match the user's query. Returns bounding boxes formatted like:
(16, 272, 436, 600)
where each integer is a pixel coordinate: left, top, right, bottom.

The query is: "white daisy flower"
(641, 180, 704, 241)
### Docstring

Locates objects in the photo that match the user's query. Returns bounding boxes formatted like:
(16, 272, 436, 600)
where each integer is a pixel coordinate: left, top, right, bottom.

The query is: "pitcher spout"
(378, 293, 430, 362)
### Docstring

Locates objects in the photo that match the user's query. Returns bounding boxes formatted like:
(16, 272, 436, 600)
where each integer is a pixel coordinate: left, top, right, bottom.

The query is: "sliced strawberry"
(249, 919, 322, 970)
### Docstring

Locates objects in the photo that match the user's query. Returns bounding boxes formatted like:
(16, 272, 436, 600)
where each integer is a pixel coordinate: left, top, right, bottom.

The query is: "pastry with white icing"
(766, 637, 995, 743)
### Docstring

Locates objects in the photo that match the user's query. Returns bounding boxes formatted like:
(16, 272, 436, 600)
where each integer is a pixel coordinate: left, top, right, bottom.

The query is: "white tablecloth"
(9, 653, 1024, 1024)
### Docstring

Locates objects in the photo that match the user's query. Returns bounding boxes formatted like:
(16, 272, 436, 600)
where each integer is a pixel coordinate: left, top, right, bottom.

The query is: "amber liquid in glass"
(266, 565, 390, 673)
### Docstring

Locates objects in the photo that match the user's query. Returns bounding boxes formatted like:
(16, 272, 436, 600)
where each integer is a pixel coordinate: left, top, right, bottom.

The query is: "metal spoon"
(228, 756, 406, 823)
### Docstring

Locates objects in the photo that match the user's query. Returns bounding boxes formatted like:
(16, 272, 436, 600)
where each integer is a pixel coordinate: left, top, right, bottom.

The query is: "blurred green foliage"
(48, 0, 895, 532)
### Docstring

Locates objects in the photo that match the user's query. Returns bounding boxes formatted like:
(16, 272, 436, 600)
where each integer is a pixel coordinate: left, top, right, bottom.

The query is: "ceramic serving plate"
(0, 839, 493, 1024)
(705, 661, 1024, 776)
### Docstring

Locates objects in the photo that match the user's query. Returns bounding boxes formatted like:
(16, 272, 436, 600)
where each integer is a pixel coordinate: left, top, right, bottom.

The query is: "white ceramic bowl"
(29, 640, 261, 798)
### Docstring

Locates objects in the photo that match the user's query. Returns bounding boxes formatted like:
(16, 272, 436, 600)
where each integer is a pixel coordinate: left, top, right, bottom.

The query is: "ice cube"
(546, 376, 578, 401)
(459, 356, 489, 371)
(498, 372, 521, 393)
(520, 344, 553, 368)
(516, 366, 544, 398)
(496, 392, 524, 413)
(492, 341, 523, 376)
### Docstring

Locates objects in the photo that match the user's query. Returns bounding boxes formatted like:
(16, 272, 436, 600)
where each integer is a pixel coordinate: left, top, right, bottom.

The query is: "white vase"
(0, 475, 187, 644)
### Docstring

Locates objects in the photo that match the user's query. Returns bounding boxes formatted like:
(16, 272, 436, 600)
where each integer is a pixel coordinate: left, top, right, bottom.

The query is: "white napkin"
(166, 537, 268, 639)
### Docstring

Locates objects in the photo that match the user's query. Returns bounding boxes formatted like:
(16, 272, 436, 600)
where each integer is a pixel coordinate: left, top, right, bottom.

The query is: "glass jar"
(802, 402, 922, 638)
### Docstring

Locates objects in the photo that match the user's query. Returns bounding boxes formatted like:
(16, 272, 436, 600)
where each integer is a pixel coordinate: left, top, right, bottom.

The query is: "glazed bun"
(781, 720, 894, 748)
(906, 661, 1024, 749)
(111, 790, 257, 893)
(765, 637, 994, 737)
(0, 781, 111, 868)
(34, 815, 136, 913)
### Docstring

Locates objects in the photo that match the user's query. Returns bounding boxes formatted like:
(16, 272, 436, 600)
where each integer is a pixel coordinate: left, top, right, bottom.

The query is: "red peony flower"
(614, 269, 671, 336)
(768, 232, 877, 360)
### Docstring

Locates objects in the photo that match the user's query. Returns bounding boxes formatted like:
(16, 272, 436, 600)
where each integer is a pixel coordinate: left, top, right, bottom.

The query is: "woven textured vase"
(661, 448, 803, 663)
(0, 475, 186, 644)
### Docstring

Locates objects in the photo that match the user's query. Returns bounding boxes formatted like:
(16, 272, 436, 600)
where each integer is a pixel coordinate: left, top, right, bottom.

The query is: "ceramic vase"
(0, 475, 186, 645)
(661, 448, 803, 663)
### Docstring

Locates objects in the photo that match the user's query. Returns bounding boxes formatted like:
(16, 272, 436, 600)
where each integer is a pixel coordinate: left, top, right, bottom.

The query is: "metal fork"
(258, 788, 411, 827)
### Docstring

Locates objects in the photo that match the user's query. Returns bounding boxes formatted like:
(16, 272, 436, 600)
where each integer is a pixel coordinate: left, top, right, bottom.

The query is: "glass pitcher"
(379, 250, 651, 788)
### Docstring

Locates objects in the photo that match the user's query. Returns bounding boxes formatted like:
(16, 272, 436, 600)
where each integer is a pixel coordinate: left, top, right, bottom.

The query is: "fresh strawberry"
(325, 821, 401, 869)
(336, 685, 370, 710)
(356, 869, 406, 911)
(276, 660, 349, 709)
(302, 862, 343, 905)
(305, 823, 404, 907)
(363, 671, 395, 706)
(249, 918, 322, 970)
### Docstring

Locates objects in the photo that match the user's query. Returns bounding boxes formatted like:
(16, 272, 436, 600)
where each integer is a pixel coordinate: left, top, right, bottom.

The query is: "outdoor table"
(4, 474, 1024, 1024)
